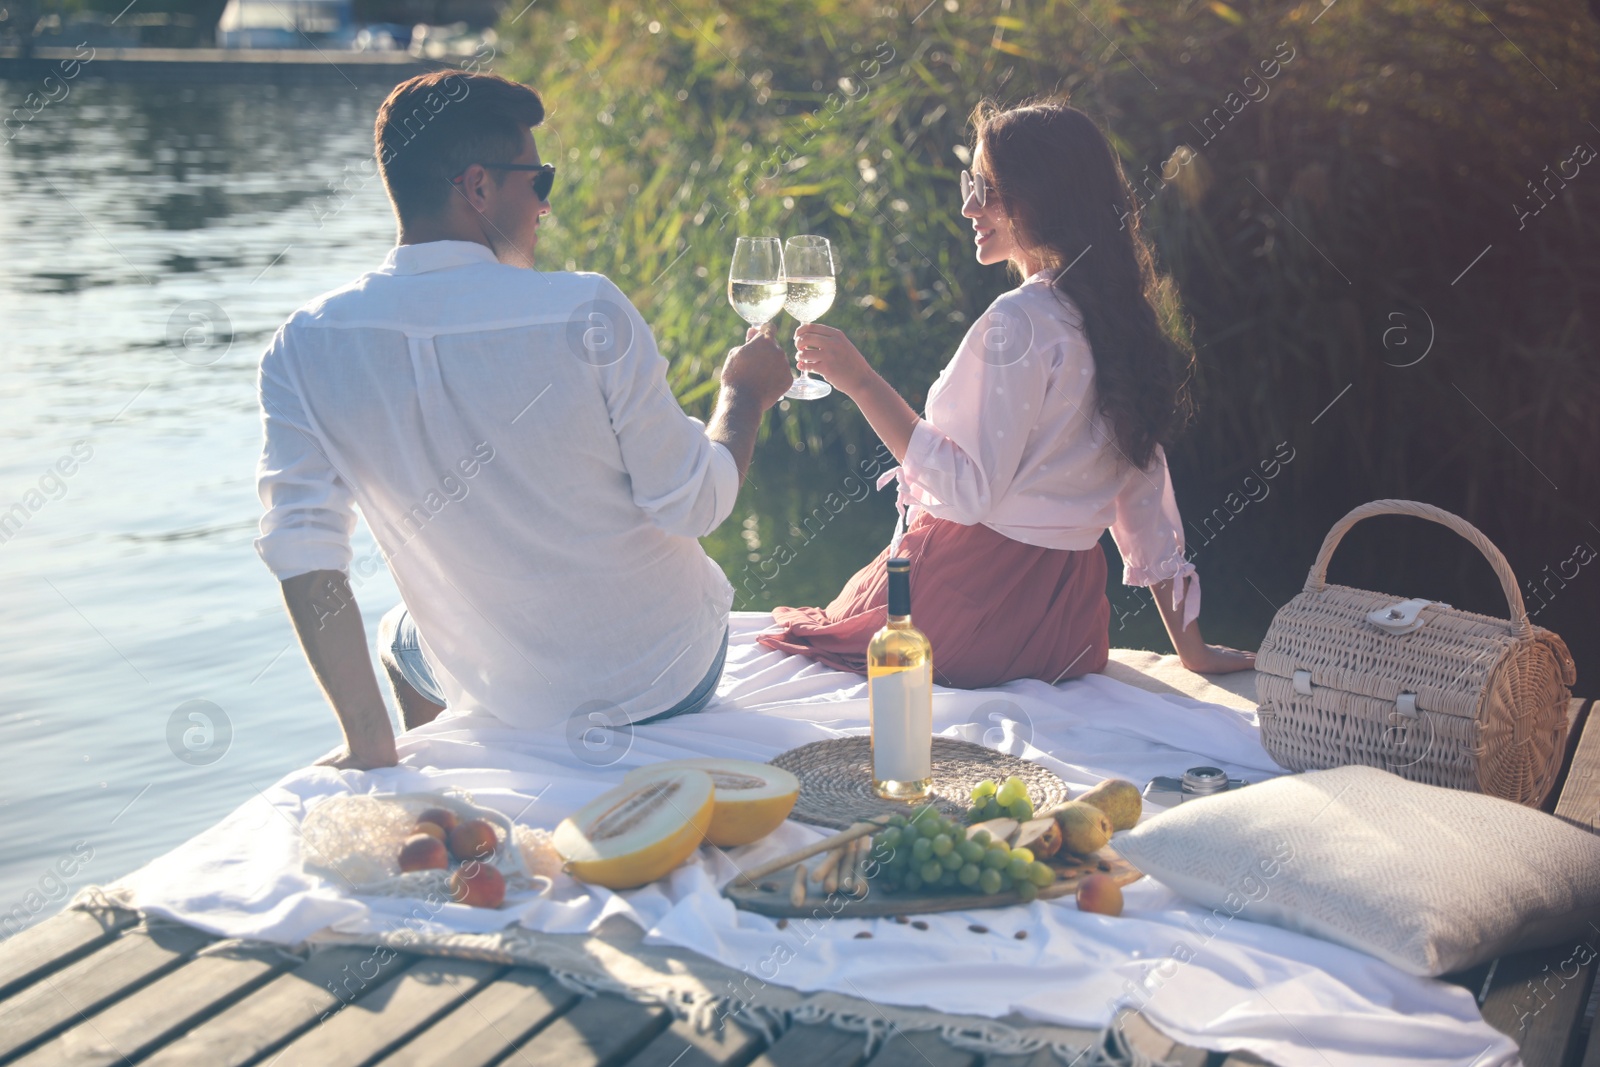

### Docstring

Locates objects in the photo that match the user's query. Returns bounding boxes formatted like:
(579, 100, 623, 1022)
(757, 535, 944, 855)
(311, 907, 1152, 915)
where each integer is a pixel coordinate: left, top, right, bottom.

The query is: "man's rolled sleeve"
(254, 329, 358, 580)
(595, 279, 738, 539)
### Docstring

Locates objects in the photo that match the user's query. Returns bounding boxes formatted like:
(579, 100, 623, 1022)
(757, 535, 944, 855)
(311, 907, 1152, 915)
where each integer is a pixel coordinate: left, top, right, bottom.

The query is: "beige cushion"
(1114, 764, 1600, 976)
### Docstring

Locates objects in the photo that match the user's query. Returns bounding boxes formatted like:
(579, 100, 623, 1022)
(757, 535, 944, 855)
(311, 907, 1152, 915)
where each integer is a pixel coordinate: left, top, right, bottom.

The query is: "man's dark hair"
(375, 71, 545, 221)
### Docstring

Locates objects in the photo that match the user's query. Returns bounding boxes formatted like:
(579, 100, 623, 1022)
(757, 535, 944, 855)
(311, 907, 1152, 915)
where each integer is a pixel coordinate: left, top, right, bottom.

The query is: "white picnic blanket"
(111, 612, 1517, 1067)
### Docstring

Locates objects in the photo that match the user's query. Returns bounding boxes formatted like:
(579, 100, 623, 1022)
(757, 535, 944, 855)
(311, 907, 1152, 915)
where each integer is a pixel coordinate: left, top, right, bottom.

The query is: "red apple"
(417, 807, 460, 834)
(398, 833, 448, 872)
(449, 862, 506, 908)
(448, 819, 498, 862)
(1075, 874, 1124, 917)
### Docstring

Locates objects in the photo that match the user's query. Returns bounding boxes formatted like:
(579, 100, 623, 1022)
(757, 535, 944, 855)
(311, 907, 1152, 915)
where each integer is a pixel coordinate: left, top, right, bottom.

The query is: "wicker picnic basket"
(1256, 499, 1576, 807)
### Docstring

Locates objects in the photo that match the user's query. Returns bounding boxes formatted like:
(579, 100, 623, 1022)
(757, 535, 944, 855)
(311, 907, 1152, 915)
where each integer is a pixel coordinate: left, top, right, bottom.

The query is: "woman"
(757, 99, 1254, 688)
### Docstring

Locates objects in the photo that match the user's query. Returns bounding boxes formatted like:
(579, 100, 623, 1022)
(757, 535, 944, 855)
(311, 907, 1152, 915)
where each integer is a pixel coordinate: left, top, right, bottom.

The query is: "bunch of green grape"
(967, 776, 1034, 823)
(867, 808, 1055, 901)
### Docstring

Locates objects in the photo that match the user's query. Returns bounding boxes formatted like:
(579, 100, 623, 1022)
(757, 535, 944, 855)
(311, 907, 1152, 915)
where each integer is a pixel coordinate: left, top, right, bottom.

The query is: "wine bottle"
(868, 558, 933, 801)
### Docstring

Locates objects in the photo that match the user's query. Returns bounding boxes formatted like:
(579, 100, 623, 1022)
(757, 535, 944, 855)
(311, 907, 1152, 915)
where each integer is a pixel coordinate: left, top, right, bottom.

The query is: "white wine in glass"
(783, 234, 836, 401)
(728, 237, 787, 327)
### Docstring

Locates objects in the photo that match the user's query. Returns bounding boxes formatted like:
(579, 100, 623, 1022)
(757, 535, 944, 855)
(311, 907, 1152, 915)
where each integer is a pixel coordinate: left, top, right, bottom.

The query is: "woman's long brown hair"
(974, 99, 1195, 471)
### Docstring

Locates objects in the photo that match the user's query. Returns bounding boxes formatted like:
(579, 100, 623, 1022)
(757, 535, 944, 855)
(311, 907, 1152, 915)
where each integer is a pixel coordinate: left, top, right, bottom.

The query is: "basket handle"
(1304, 499, 1530, 636)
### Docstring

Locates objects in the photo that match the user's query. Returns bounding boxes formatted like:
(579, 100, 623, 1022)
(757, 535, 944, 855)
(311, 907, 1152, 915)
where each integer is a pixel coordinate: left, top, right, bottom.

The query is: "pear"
(1076, 778, 1142, 832)
(1050, 801, 1113, 856)
(1012, 817, 1063, 860)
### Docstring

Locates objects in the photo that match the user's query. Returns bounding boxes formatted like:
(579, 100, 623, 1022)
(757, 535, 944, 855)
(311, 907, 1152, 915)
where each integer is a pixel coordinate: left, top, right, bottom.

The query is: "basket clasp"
(1367, 598, 1439, 635)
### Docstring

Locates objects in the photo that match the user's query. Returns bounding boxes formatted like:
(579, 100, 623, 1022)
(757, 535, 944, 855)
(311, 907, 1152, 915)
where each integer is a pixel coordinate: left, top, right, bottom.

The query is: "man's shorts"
(380, 603, 729, 724)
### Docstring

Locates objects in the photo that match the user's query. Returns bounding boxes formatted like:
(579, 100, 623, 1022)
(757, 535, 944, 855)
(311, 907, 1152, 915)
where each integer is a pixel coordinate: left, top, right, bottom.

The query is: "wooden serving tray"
(724, 847, 1142, 919)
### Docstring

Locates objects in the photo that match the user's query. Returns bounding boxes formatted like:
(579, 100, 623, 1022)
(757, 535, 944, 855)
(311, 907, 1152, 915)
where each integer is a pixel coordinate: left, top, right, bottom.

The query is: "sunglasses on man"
(451, 162, 557, 202)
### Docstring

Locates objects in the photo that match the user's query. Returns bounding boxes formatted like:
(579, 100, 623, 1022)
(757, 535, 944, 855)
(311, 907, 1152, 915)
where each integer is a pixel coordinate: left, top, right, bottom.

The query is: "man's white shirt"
(255, 240, 737, 728)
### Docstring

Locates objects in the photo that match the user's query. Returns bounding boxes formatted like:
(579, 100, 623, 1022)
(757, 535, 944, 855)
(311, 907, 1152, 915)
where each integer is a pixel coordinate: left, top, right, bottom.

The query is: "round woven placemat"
(770, 736, 1069, 830)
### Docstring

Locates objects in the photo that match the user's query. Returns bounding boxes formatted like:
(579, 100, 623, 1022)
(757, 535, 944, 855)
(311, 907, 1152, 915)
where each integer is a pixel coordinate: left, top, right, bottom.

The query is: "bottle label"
(869, 664, 933, 783)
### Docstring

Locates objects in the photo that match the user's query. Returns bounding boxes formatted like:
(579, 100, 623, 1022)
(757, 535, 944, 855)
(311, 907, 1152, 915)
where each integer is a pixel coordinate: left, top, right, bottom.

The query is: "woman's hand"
(1179, 643, 1256, 675)
(1150, 577, 1257, 676)
(793, 324, 875, 397)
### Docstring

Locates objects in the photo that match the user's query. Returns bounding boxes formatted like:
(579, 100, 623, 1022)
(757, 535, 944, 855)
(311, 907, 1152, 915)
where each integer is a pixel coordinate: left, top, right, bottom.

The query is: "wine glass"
(782, 235, 837, 401)
(728, 237, 788, 334)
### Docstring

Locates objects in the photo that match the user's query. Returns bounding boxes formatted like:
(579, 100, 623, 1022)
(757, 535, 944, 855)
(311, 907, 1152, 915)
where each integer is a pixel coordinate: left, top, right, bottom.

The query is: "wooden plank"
(374, 966, 580, 1067)
(1554, 699, 1600, 832)
(862, 1027, 976, 1067)
(0, 922, 213, 1061)
(137, 946, 397, 1067)
(1582, 1008, 1600, 1067)
(1479, 944, 1598, 1067)
(1117, 1010, 1209, 1067)
(8, 944, 286, 1067)
(980, 1051, 1061, 1067)
(623, 1014, 766, 1067)
(746, 1022, 868, 1067)
(263, 955, 504, 1067)
(0, 908, 140, 1000)
(1542, 698, 1591, 814)
(502, 992, 671, 1067)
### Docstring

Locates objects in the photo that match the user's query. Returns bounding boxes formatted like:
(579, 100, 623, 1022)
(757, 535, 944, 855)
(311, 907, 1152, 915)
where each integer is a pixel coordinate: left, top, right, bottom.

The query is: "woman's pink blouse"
(877, 270, 1200, 628)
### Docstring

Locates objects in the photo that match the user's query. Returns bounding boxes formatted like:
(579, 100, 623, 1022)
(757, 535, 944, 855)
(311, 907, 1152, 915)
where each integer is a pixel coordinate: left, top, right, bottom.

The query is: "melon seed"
(590, 779, 679, 841)
(707, 772, 767, 791)
(854, 931, 872, 939)
(911, 920, 929, 930)
(968, 924, 988, 934)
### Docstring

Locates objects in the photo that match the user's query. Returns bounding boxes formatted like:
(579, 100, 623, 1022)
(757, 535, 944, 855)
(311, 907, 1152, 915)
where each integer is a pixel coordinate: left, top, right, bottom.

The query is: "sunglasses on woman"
(451, 162, 557, 202)
(959, 168, 987, 208)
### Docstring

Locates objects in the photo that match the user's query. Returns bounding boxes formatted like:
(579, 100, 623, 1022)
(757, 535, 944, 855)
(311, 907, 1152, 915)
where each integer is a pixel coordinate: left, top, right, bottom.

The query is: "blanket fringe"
(543, 958, 1130, 1066)
(63, 886, 1133, 1065)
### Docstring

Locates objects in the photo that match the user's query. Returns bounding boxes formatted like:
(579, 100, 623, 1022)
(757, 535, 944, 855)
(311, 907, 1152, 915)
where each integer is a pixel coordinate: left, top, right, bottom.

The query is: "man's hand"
(720, 325, 794, 411)
(280, 570, 399, 771)
(313, 742, 399, 770)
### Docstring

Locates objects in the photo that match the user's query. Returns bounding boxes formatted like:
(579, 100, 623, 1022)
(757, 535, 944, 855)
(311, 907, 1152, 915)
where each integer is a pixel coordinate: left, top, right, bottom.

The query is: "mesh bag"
(299, 790, 563, 899)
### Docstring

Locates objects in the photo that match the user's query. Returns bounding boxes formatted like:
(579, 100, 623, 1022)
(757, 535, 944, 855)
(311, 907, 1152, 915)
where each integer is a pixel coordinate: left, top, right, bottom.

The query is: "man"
(255, 71, 793, 769)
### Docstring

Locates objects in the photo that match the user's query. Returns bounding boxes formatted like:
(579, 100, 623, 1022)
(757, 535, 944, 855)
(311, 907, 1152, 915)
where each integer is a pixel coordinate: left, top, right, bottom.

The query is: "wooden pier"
(0, 697, 1594, 1067)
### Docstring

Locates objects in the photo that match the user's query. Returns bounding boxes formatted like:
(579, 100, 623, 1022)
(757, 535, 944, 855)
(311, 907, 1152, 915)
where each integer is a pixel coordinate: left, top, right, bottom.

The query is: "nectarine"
(449, 862, 506, 908)
(448, 819, 498, 862)
(398, 833, 448, 872)
(1075, 873, 1124, 916)
(412, 821, 446, 842)
(417, 807, 460, 834)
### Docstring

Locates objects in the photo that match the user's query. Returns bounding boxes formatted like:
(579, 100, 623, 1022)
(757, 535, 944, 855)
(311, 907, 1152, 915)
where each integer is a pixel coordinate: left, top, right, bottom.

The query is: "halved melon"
(552, 769, 715, 889)
(625, 758, 799, 847)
